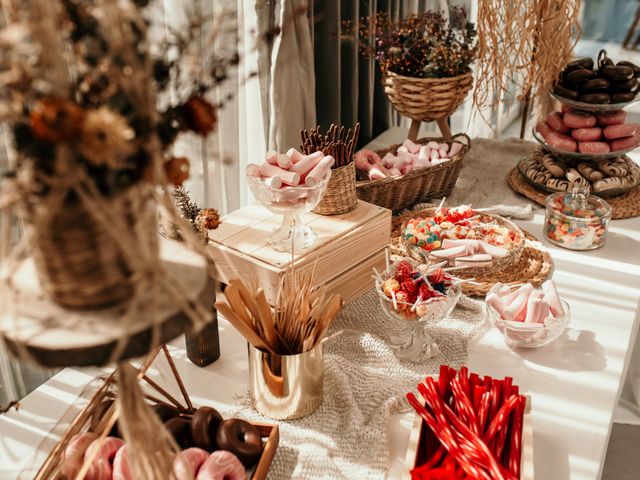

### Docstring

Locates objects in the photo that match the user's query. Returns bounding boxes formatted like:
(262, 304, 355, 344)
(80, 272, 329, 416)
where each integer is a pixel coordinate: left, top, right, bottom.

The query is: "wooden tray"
(403, 396, 534, 479)
(34, 347, 279, 480)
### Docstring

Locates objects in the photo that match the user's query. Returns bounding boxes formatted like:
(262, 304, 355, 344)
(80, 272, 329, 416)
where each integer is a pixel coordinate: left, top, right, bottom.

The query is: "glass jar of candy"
(544, 185, 612, 250)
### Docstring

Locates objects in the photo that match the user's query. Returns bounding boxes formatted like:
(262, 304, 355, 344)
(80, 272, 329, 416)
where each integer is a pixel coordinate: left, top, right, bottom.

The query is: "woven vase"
(27, 182, 158, 310)
(382, 69, 473, 122)
(313, 162, 358, 215)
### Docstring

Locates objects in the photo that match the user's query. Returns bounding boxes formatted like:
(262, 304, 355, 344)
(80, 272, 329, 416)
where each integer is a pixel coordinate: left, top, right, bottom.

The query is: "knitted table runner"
(231, 289, 484, 479)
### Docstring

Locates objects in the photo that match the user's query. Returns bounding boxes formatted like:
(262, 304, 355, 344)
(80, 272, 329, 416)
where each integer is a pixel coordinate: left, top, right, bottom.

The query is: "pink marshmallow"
(502, 283, 534, 306)
(442, 239, 480, 248)
(478, 241, 508, 258)
(431, 245, 468, 259)
(402, 138, 420, 154)
(418, 146, 430, 163)
(304, 155, 334, 186)
(382, 152, 396, 168)
(438, 148, 448, 158)
(265, 150, 278, 164)
(503, 284, 534, 321)
(449, 142, 463, 157)
(390, 167, 402, 176)
(438, 143, 449, 153)
(542, 280, 564, 317)
(369, 164, 389, 180)
(524, 291, 544, 324)
(425, 141, 439, 150)
(286, 148, 306, 164)
(397, 145, 410, 155)
(291, 152, 323, 176)
(430, 150, 440, 161)
(414, 159, 430, 170)
(401, 164, 414, 175)
(486, 292, 508, 319)
(277, 154, 292, 169)
(432, 158, 450, 166)
(260, 163, 300, 186)
(246, 163, 261, 177)
(265, 176, 282, 188)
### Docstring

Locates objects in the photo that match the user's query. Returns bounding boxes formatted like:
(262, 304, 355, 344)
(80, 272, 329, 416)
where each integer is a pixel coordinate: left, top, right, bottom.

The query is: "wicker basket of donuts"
(401, 205, 525, 275)
(35, 348, 278, 480)
(518, 148, 640, 198)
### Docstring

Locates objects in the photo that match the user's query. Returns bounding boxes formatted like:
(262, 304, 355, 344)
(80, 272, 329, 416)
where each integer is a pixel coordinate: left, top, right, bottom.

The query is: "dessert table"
(2, 131, 640, 480)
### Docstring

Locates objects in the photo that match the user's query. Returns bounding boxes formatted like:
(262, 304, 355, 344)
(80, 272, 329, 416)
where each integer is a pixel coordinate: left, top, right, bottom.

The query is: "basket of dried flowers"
(0, 0, 237, 310)
(34, 346, 279, 480)
(344, 8, 477, 140)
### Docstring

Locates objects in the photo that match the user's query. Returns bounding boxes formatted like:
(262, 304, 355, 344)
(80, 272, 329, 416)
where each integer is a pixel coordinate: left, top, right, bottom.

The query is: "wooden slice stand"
(0, 238, 211, 367)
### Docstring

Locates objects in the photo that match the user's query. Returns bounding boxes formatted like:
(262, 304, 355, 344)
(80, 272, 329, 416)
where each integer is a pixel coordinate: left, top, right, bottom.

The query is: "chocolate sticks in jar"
(300, 122, 361, 168)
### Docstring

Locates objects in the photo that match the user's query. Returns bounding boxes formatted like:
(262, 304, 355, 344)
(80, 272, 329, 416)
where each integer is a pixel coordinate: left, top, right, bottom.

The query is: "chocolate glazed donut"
(216, 419, 263, 467)
(165, 416, 193, 450)
(153, 402, 181, 423)
(190, 406, 223, 451)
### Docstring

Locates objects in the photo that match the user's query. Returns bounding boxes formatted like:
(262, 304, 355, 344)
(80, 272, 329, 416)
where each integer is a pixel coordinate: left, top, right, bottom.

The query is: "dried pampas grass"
(474, 0, 582, 111)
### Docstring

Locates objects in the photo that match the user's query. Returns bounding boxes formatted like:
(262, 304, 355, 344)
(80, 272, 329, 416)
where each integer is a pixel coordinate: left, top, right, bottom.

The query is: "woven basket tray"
(382, 70, 473, 122)
(400, 207, 526, 276)
(356, 133, 470, 213)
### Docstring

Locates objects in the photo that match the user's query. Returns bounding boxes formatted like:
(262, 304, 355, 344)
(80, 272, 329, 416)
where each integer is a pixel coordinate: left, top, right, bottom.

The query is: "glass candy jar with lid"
(544, 185, 612, 250)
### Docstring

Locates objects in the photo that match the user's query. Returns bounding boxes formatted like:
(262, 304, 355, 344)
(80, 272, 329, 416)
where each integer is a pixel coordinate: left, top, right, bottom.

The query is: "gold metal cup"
(247, 343, 324, 420)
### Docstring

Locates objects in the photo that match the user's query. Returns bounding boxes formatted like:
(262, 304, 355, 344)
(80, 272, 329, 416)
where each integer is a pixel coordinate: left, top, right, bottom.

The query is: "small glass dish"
(544, 185, 612, 251)
(486, 283, 571, 348)
(247, 172, 331, 252)
(374, 258, 461, 362)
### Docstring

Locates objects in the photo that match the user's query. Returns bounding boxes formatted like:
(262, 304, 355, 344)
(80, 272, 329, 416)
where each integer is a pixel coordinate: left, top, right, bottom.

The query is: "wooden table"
(2, 133, 640, 479)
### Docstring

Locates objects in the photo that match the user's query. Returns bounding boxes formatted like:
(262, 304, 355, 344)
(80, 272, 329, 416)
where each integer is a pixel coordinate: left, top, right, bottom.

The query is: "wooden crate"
(403, 396, 534, 479)
(207, 200, 391, 304)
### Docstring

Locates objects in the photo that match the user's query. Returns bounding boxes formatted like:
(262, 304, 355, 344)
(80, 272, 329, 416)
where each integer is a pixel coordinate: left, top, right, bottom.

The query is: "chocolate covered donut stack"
(554, 50, 640, 105)
(523, 50, 640, 200)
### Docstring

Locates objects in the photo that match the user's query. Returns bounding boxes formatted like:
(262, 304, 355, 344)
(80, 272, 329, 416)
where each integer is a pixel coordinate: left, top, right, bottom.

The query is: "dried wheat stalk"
(474, 0, 582, 111)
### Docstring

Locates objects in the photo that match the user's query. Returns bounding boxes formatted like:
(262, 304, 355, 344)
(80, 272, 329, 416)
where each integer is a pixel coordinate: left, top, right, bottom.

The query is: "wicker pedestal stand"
(382, 70, 473, 141)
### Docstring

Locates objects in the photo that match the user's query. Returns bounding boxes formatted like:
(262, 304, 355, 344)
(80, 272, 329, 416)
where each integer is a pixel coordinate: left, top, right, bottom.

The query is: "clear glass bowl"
(486, 283, 571, 348)
(374, 258, 461, 362)
(247, 172, 331, 252)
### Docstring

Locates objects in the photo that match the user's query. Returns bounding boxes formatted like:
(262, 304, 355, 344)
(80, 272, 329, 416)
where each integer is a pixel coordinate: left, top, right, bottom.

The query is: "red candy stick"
(508, 396, 526, 477)
(483, 395, 521, 443)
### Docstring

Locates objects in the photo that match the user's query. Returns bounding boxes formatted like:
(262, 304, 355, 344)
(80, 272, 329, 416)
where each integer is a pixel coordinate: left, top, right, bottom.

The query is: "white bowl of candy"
(246, 149, 333, 252)
(374, 258, 461, 361)
(485, 281, 571, 348)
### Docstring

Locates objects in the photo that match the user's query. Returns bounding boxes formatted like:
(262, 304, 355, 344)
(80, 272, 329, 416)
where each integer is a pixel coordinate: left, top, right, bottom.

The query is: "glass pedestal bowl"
(375, 258, 461, 362)
(247, 172, 331, 252)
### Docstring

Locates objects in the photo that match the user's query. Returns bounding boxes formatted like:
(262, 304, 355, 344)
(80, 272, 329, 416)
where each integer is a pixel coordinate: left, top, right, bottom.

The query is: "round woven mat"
(507, 167, 640, 219)
(391, 210, 554, 297)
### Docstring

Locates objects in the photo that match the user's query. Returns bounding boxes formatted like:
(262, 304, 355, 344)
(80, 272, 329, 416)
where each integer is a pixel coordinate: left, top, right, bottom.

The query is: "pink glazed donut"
(196, 451, 245, 480)
(85, 436, 124, 480)
(61, 432, 98, 478)
(113, 445, 133, 480)
(172, 447, 209, 480)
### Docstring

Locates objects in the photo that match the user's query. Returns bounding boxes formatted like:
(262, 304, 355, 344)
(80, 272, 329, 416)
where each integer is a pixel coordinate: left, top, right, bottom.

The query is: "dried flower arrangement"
(171, 186, 221, 242)
(0, 0, 240, 195)
(343, 8, 477, 79)
(0, 0, 245, 310)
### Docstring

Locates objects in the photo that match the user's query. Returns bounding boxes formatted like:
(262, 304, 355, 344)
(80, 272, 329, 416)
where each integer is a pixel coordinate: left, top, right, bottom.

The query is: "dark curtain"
(311, 1, 439, 148)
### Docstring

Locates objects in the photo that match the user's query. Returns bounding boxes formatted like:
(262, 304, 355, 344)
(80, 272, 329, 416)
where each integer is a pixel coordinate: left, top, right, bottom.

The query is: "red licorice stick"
(423, 445, 446, 469)
(451, 378, 479, 434)
(508, 396, 526, 477)
(478, 391, 491, 434)
(484, 395, 521, 443)
(473, 385, 486, 414)
(418, 383, 492, 480)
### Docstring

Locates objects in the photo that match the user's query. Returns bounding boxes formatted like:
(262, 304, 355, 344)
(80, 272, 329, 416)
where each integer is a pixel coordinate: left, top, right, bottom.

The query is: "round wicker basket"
(313, 162, 358, 215)
(26, 182, 158, 309)
(382, 69, 473, 122)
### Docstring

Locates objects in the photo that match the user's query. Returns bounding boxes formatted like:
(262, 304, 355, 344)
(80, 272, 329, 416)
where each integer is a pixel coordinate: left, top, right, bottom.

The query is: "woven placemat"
(391, 209, 554, 297)
(507, 167, 640, 219)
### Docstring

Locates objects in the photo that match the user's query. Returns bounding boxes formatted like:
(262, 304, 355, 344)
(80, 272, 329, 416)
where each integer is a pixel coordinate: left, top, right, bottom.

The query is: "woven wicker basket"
(313, 162, 358, 215)
(356, 133, 470, 212)
(382, 69, 473, 122)
(26, 182, 158, 310)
